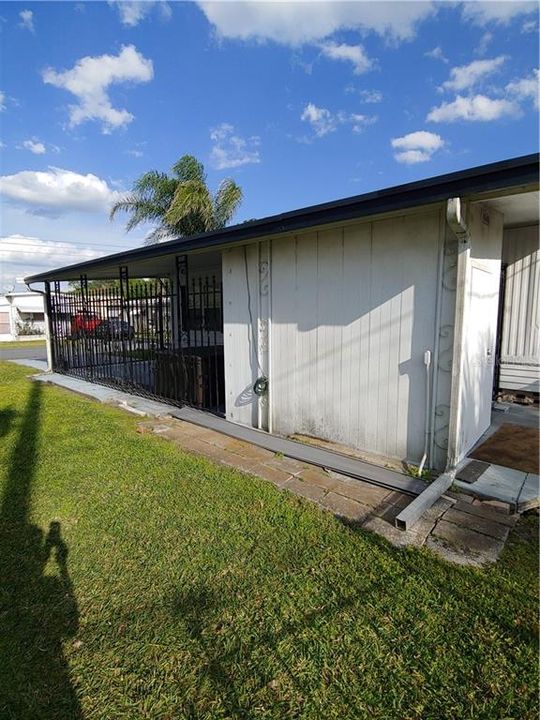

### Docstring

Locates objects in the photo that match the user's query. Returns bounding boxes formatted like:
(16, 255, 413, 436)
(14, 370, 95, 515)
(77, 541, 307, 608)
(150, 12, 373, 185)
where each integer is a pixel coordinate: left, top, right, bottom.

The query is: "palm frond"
(171, 155, 206, 184)
(213, 179, 243, 229)
(109, 155, 243, 245)
(166, 180, 214, 234)
(144, 224, 176, 246)
(109, 194, 140, 221)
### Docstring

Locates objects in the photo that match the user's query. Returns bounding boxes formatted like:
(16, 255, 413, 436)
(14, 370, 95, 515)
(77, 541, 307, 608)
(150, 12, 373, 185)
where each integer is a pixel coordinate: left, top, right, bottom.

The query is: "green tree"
(110, 155, 242, 245)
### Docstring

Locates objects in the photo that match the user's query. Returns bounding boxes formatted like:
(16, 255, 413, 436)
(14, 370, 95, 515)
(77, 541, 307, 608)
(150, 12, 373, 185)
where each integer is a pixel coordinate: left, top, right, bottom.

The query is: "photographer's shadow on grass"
(1, 519, 82, 718)
(0, 381, 82, 719)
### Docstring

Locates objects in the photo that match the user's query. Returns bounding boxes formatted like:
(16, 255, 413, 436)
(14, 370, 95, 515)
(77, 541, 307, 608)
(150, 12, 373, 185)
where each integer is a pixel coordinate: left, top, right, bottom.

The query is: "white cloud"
(19, 9, 35, 33)
(358, 89, 383, 103)
(198, 1, 435, 45)
(506, 69, 540, 109)
(349, 113, 376, 133)
(109, 1, 172, 26)
(320, 42, 373, 74)
(0, 234, 103, 292)
(427, 94, 519, 122)
(0, 167, 121, 216)
(391, 130, 444, 163)
(42, 45, 153, 133)
(461, 1, 537, 25)
(20, 139, 46, 155)
(301, 103, 337, 137)
(301, 102, 376, 138)
(476, 31, 493, 55)
(0, 91, 5, 112)
(209, 124, 261, 169)
(522, 19, 538, 33)
(394, 150, 434, 164)
(1, 234, 101, 267)
(125, 148, 144, 158)
(344, 87, 382, 103)
(425, 46, 448, 63)
(441, 56, 506, 92)
(392, 131, 444, 152)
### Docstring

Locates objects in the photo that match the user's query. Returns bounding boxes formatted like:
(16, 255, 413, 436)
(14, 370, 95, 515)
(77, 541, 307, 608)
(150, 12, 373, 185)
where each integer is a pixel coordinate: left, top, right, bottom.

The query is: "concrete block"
(425, 535, 499, 567)
(253, 464, 294, 488)
(326, 472, 391, 507)
(235, 444, 278, 462)
(360, 516, 426, 548)
(283, 478, 327, 503)
(264, 456, 306, 475)
(452, 499, 518, 527)
(431, 519, 505, 562)
(472, 498, 512, 514)
(319, 492, 372, 522)
(442, 508, 510, 541)
(297, 467, 337, 489)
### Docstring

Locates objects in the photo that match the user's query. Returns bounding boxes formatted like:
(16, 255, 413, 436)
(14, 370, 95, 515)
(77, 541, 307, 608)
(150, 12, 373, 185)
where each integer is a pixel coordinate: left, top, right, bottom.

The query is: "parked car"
(70, 312, 102, 338)
(95, 318, 135, 340)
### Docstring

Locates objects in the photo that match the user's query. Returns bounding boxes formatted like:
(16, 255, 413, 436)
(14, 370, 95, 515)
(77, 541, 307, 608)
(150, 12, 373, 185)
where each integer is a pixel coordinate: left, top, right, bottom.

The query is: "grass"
(0, 339, 45, 349)
(0, 361, 538, 720)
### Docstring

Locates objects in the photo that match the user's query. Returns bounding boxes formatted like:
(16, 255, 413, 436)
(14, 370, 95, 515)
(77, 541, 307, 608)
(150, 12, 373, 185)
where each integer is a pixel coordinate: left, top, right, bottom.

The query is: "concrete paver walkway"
(138, 417, 519, 567)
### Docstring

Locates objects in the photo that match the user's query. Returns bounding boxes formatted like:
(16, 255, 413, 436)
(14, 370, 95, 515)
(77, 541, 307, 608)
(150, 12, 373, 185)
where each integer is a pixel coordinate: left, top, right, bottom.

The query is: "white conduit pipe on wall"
(418, 349, 432, 477)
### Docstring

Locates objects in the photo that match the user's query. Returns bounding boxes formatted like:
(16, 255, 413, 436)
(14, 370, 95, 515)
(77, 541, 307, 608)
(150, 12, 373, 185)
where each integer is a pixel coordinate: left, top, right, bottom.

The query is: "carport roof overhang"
(25, 152, 539, 284)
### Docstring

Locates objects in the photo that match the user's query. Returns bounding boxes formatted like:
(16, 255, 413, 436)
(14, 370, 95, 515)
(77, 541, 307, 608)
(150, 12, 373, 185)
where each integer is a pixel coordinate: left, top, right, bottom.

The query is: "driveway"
(0, 345, 47, 362)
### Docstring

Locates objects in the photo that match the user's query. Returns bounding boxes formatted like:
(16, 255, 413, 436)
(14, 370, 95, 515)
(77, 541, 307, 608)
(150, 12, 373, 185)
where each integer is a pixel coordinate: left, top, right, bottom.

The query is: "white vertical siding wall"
(270, 212, 441, 463)
(223, 209, 446, 465)
(499, 224, 540, 392)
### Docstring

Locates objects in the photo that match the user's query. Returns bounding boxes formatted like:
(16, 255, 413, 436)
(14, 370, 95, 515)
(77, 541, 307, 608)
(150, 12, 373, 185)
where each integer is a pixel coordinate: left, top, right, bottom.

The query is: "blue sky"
(0, 1, 538, 290)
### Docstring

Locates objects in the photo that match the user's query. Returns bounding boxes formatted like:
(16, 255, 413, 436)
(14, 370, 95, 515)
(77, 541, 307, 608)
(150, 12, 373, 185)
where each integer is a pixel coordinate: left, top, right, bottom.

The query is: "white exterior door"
(459, 263, 500, 454)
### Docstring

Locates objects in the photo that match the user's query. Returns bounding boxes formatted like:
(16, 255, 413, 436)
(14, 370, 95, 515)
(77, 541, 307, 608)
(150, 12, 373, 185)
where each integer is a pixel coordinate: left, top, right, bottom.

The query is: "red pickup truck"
(70, 312, 102, 338)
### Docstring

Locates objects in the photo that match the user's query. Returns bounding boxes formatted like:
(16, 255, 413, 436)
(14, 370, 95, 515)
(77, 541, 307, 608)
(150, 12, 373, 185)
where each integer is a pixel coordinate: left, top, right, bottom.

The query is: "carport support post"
(79, 274, 92, 376)
(175, 255, 188, 349)
(119, 266, 132, 378)
(43, 281, 55, 372)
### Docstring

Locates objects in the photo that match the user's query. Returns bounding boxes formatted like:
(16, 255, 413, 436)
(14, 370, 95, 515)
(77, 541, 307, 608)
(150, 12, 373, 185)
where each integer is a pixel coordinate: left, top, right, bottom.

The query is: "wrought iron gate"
(48, 266, 224, 414)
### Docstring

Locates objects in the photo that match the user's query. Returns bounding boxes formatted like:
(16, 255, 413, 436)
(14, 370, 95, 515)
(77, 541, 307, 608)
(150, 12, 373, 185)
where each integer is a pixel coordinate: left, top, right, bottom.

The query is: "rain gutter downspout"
(445, 197, 471, 472)
(396, 198, 471, 531)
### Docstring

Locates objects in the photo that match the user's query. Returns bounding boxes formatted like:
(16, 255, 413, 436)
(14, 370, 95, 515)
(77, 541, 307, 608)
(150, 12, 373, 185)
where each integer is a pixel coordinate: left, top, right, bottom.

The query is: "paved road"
(0, 345, 47, 362)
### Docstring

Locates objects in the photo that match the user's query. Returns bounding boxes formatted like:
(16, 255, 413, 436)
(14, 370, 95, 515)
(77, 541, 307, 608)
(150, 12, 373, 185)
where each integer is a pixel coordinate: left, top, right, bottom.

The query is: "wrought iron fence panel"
(49, 273, 224, 414)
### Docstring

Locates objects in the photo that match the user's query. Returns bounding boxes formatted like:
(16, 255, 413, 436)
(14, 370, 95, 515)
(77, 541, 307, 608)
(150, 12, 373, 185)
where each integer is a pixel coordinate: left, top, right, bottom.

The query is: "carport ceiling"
(480, 190, 539, 227)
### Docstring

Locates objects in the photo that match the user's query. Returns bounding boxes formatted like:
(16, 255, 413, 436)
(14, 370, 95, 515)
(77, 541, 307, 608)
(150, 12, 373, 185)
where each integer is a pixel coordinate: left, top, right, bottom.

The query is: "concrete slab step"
(517, 473, 540, 512)
(454, 463, 529, 510)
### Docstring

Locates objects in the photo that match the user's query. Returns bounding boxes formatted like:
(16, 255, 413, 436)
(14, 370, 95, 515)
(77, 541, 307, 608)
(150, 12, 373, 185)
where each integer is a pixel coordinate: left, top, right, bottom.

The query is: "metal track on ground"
(172, 407, 426, 497)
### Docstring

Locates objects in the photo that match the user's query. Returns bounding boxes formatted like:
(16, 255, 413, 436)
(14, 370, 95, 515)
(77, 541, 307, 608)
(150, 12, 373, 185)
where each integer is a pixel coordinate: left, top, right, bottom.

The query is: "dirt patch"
(470, 424, 539, 474)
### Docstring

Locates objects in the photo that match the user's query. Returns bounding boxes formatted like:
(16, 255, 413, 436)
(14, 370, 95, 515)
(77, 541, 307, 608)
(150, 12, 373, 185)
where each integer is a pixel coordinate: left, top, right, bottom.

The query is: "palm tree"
(110, 155, 243, 245)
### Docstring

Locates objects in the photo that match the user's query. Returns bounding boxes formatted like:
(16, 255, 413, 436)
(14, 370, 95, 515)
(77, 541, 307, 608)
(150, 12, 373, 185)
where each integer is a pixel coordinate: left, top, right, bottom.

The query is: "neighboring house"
(0, 291, 46, 341)
(26, 154, 539, 472)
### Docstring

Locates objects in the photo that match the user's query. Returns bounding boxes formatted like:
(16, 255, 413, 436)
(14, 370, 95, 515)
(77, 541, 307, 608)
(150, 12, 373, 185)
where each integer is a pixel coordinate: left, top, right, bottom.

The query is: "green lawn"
(0, 362, 538, 720)
(0, 339, 46, 349)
